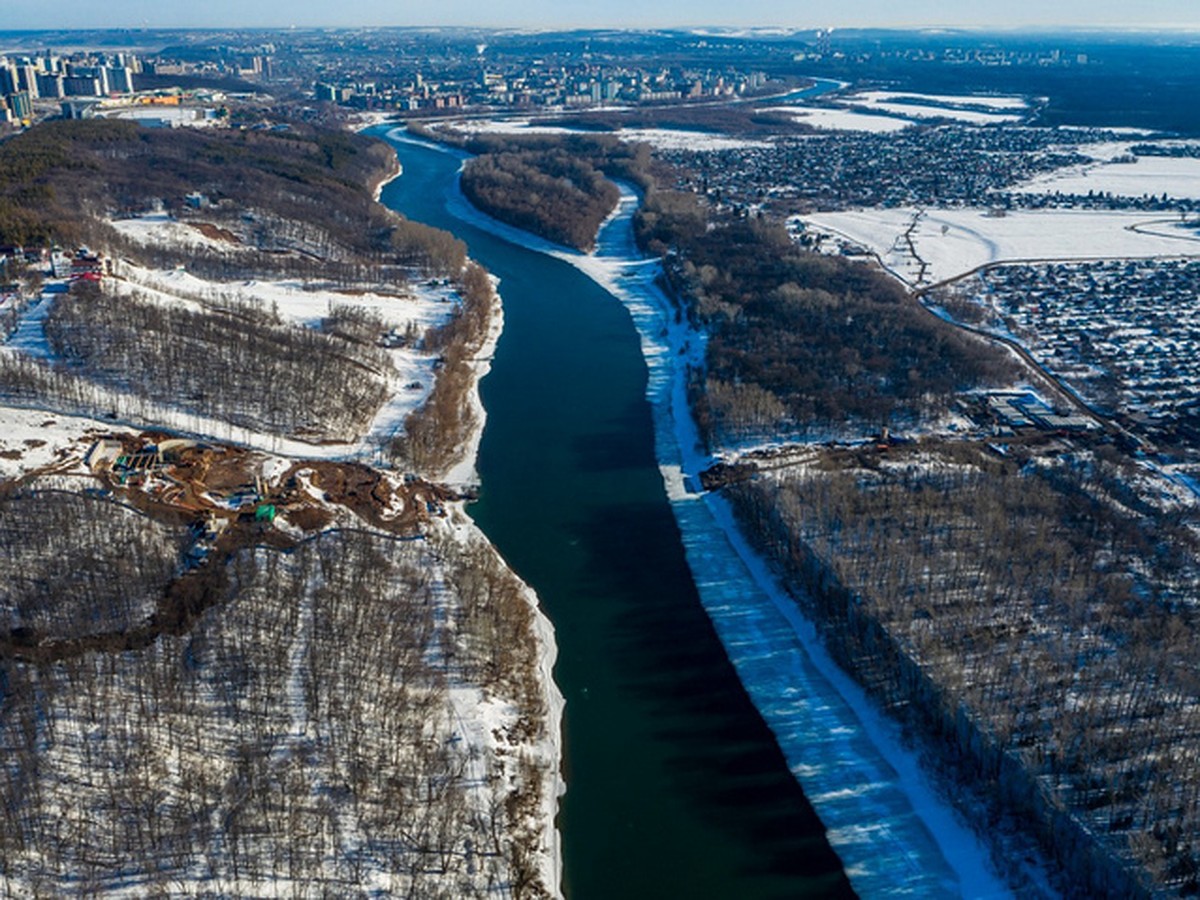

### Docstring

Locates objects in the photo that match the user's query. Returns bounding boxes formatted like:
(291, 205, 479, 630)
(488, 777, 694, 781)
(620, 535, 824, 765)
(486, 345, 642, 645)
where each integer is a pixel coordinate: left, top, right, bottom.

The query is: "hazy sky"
(6, 0, 1200, 31)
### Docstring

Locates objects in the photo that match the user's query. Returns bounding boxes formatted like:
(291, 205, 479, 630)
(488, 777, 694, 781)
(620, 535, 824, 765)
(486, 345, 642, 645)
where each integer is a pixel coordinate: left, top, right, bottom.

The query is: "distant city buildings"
(1, 53, 139, 104)
(0, 50, 139, 126)
(309, 59, 770, 113)
(0, 29, 1112, 133)
(0, 43, 273, 129)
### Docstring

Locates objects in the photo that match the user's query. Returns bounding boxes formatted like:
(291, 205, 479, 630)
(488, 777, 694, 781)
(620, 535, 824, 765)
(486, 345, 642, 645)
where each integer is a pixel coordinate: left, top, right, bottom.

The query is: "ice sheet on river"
(588, 188, 1012, 898)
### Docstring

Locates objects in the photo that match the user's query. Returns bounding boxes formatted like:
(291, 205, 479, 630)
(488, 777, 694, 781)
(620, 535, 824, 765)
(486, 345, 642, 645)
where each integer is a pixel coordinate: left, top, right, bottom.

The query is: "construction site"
(75, 431, 460, 535)
(0, 426, 468, 660)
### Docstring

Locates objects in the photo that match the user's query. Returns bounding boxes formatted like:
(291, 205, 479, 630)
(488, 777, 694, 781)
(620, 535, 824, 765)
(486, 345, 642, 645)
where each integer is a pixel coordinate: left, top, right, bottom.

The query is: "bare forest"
(0, 491, 185, 641)
(461, 150, 619, 252)
(0, 119, 462, 274)
(729, 444, 1200, 896)
(388, 262, 496, 475)
(43, 283, 392, 442)
(0, 514, 554, 898)
(433, 129, 653, 252)
(634, 192, 1018, 443)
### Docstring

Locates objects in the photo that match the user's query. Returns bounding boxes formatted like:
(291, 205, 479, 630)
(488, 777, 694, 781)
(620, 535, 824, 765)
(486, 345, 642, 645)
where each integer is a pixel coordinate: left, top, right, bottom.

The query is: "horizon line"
(1, 23, 1200, 36)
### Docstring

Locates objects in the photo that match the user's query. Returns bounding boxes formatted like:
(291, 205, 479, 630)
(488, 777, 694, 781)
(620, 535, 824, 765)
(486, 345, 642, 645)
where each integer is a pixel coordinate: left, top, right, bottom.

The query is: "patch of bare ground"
(302, 459, 458, 533)
(187, 221, 242, 244)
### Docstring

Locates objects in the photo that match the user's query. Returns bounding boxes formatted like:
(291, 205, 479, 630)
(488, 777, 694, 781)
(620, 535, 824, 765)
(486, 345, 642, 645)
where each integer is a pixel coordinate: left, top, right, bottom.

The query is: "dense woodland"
(461, 149, 619, 251)
(0, 118, 465, 276)
(729, 444, 1200, 896)
(43, 283, 392, 442)
(0, 511, 553, 897)
(634, 191, 1017, 443)
(434, 130, 652, 252)
(412, 127, 655, 192)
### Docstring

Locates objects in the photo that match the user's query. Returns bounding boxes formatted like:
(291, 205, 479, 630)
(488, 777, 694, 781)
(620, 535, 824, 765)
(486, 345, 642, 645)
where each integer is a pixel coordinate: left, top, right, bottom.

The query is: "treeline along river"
(377, 132, 854, 898)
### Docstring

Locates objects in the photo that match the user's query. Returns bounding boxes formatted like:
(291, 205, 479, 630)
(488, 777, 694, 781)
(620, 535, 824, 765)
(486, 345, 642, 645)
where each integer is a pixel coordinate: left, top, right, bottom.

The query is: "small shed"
(84, 438, 124, 471)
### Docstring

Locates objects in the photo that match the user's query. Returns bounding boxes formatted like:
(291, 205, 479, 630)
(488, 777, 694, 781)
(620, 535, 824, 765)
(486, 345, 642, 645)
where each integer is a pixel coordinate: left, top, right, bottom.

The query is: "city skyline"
(4, 0, 1200, 32)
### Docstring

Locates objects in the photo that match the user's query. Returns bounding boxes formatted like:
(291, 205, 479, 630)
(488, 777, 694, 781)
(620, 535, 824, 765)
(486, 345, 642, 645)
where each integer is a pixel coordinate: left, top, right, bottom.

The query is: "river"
(766, 77, 847, 104)
(377, 135, 854, 898)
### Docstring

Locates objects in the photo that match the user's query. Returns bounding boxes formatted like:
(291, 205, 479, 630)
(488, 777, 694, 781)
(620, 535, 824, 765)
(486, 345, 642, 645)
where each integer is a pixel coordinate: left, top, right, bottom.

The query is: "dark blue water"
(377, 132, 853, 900)
(770, 77, 846, 104)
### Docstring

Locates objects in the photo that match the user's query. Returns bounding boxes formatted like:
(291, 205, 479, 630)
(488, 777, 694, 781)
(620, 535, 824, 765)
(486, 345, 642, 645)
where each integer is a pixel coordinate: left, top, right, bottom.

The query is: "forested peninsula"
(414, 126, 650, 252)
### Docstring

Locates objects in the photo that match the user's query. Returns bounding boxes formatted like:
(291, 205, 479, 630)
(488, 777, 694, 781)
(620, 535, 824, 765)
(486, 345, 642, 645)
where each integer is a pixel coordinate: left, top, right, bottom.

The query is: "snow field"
(1013, 150, 1200, 201)
(109, 255, 454, 332)
(856, 92, 1030, 112)
(765, 89, 1029, 133)
(845, 91, 1026, 125)
(429, 117, 771, 150)
(611, 127, 771, 151)
(763, 105, 914, 133)
(803, 207, 1200, 286)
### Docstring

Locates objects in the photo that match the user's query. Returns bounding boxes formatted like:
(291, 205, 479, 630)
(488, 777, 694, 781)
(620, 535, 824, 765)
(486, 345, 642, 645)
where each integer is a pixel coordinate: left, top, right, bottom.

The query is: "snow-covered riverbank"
(439, 279, 566, 898)
(378, 139, 564, 895)
(430, 151, 1020, 895)
(581, 190, 1014, 897)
